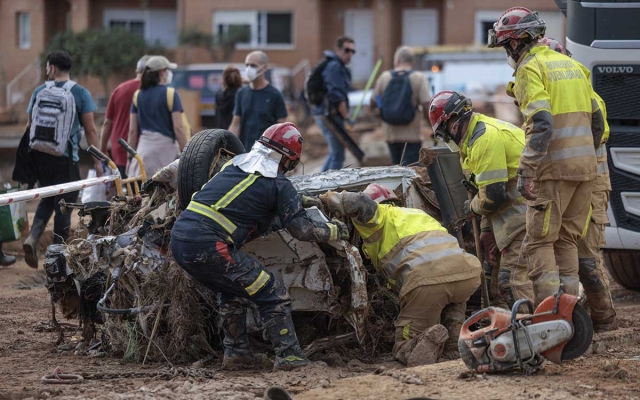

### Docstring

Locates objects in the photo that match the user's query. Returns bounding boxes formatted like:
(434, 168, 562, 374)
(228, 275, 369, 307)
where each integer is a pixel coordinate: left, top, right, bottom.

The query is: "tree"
(42, 29, 164, 96)
(178, 27, 241, 63)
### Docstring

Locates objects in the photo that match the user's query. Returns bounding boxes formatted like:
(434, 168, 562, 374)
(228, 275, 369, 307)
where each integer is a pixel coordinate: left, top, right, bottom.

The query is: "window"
(17, 12, 30, 49)
(480, 21, 494, 45)
(214, 11, 294, 48)
(108, 19, 146, 37)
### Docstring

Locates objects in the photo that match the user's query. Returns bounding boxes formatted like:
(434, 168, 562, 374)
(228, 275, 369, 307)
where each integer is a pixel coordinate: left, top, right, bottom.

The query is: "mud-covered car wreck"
(43, 130, 474, 364)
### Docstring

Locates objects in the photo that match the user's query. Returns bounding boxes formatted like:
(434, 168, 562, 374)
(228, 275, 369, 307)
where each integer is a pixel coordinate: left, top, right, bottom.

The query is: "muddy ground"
(1, 248, 639, 399)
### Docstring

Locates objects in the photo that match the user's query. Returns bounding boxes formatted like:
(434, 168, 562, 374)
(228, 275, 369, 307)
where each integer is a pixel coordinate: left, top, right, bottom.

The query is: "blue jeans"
(314, 116, 345, 171)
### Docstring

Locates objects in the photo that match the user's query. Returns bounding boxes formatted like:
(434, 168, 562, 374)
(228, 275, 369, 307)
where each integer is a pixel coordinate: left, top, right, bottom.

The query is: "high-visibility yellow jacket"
(514, 44, 600, 182)
(343, 195, 480, 297)
(460, 113, 527, 250)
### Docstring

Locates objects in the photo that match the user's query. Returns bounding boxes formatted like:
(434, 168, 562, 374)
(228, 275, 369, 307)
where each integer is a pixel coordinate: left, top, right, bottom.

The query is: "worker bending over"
(170, 123, 349, 371)
(428, 90, 534, 308)
(318, 184, 481, 365)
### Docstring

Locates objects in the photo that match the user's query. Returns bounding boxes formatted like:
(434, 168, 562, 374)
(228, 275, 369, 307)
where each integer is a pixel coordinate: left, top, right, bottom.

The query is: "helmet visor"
(487, 29, 498, 47)
(444, 138, 461, 153)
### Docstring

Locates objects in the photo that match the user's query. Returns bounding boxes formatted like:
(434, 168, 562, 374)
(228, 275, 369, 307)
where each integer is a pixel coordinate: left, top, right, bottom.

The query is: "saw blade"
(561, 303, 594, 361)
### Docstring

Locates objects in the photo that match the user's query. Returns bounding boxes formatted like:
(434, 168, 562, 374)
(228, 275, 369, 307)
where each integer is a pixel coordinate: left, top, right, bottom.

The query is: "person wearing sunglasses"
(428, 91, 534, 309)
(313, 36, 356, 171)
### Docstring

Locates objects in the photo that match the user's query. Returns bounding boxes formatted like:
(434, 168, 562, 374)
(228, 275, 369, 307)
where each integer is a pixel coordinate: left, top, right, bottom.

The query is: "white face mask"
(245, 66, 262, 82)
(165, 69, 173, 84)
(507, 55, 517, 71)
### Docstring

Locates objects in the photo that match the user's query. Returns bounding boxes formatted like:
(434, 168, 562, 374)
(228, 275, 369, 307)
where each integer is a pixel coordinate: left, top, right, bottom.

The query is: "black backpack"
(380, 70, 416, 125)
(305, 57, 330, 106)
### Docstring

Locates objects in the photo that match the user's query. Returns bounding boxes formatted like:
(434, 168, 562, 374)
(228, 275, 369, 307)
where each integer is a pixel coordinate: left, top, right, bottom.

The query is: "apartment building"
(0, 0, 564, 113)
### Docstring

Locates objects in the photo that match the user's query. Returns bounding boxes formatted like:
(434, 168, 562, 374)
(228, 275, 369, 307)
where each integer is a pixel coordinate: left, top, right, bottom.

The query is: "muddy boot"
(264, 386, 293, 400)
(264, 314, 309, 371)
(578, 257, 618, 333)
(221, 305, 269, 370)
(0, 246, 15, 267)
(23, 217, 46, 269)
(406, 324, 449, 367)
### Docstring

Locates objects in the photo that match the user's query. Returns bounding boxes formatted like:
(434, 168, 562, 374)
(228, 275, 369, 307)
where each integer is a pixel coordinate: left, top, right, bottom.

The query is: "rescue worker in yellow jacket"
(318, 184, 481, 365)
(428, 90, 534, 308)
(538, 38, 617, 332)
(488, 8, 605, 305)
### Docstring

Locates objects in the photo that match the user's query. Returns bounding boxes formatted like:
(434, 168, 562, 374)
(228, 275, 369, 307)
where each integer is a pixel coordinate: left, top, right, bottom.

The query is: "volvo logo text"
(597, 66, 634, 74)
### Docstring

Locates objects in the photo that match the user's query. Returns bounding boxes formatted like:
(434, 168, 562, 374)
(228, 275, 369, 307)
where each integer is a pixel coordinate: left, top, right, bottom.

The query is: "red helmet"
(428, 91, 472, 141)
(487, 7, 546, 48)
(363, 183, 399, 204)
(258, 122, 304, 162)
(539, 37, 572, 57)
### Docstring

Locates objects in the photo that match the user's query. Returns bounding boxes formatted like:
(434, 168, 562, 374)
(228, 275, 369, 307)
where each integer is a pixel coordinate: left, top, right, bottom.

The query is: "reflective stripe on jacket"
(460, 113, 527, 250)
(353, 204, 481, 297)
(514, 45, 597, 181)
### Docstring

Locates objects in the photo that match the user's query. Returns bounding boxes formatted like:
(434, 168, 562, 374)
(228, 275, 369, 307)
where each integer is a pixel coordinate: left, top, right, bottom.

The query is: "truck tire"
(177, 129, 245, 210)
(603, 249, 640, 291)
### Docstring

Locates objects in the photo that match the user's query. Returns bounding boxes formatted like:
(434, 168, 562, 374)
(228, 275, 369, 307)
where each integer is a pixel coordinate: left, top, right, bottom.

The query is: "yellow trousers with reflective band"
(522, 179, 593, 306)
(577, 189, 617, 325)
(392, 276, 479, 364)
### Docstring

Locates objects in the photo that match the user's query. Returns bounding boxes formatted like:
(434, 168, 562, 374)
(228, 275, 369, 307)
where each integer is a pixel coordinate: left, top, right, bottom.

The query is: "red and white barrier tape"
(0, 175, 120, 206)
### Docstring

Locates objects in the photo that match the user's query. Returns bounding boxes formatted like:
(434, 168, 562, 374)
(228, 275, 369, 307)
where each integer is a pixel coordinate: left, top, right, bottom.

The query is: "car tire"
(177, 129, 245, 210)
(603, 249, 640, 291)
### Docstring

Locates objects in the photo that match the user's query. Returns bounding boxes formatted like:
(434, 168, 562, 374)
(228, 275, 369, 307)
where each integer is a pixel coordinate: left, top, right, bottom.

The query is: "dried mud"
(1, 255, 639, 400)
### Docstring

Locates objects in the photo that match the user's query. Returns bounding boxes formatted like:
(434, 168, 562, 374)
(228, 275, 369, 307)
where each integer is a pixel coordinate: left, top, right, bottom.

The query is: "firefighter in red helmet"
(489, 7, 605, 306)
(171, 123, 349, 371)
(319, 183, 481, 366)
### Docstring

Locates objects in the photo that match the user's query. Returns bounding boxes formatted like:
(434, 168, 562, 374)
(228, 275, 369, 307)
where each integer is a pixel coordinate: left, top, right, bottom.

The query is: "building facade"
(0, 0, 564, 111)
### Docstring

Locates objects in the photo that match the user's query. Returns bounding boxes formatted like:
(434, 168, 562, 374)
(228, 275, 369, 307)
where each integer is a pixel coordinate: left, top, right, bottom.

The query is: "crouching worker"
(170, 123, 349, 371)
(428, 91, 534, 308)
(319, 184, 481, 365)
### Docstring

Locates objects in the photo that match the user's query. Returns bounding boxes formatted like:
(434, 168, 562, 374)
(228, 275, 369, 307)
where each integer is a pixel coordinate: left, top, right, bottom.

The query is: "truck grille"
(593, 65, 640, 120)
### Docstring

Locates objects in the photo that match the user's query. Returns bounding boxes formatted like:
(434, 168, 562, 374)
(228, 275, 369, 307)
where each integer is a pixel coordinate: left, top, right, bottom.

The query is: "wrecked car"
(43, 130, 473, 363)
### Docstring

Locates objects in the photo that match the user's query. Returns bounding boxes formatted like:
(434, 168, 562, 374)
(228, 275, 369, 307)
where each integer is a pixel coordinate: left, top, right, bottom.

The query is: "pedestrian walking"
(488, 8, 604, 305)
(371, 46, 430, 165)
(228, 51, 287, 151)
(215, 66, 242, 130)
(23, 50, 102, 269)
(100, 55, 150, 178)
(311, 37, 354, 171)
(128, 56, 188, 179)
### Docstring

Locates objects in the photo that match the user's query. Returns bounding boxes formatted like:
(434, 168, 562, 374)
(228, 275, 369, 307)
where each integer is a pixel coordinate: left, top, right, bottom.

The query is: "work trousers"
(577, 189, 616, 325)
(32, 151, 81, 244)
(496, 230, 534, 308)
(522, 179, 593, 305)
(393, 276, 479, 364)
(170, 237, 291, 331)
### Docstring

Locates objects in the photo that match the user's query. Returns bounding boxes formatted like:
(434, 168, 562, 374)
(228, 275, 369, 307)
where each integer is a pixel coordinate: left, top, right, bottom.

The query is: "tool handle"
(87, 145, 109, 163)
(118, 139, 137, 157)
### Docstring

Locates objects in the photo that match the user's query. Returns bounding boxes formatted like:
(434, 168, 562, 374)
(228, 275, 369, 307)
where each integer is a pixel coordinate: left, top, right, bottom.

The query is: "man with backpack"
(22, 50, 101, 269)
(307, 37, 355, 172)
(371, 46, 430, 166)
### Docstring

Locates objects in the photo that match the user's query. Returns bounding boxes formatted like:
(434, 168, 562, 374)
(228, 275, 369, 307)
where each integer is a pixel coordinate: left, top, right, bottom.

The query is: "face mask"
(245, 66, 263, 81)
(165, 70, 173, 84)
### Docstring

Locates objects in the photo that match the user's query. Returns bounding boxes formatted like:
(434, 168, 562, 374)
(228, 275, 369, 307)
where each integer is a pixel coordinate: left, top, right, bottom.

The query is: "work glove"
(327, 218, 350, 241)
(319, 190, 346, 218)
(517, 175, 537, 201)
(301, 194, 323, 210)
(479, 229, 498, 265)
(463, 199, 477, 220)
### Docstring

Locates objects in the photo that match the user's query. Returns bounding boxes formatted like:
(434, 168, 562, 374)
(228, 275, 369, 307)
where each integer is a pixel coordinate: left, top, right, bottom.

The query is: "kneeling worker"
(319, 184, 481, 365)
(170, 123, 349, 371)
(428, 91, 534, 308)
